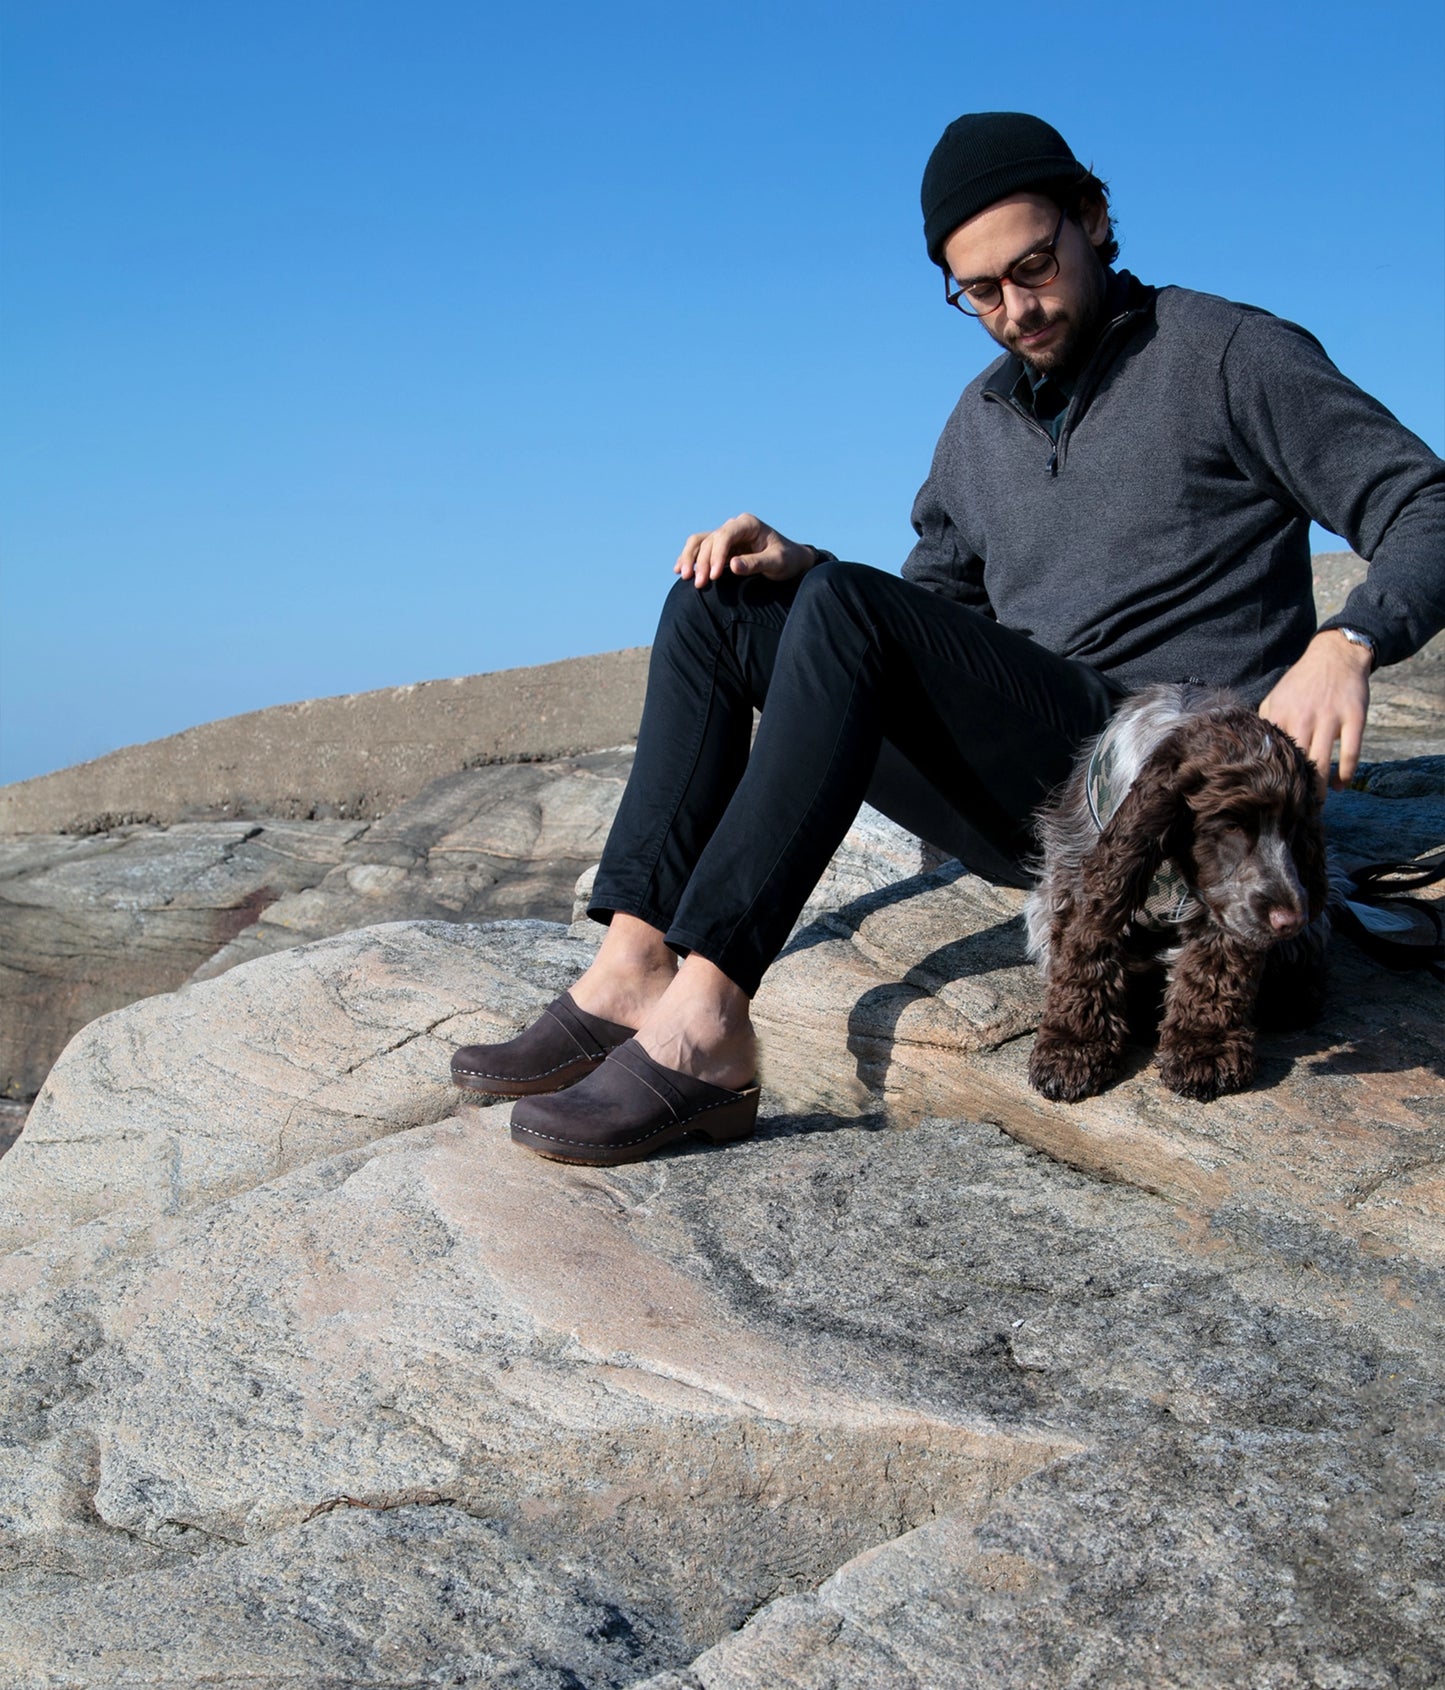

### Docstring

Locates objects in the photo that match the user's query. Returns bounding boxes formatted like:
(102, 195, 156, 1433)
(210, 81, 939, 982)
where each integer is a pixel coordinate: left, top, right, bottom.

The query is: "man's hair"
(1049, 171, 1120, 267)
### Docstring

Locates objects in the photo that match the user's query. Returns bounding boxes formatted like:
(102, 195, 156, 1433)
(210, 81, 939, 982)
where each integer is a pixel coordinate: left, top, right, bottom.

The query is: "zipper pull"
(1046, 446, 1058, 477)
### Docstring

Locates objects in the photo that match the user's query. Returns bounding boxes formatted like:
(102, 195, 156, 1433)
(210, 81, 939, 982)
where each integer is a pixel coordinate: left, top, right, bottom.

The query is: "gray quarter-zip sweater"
(901, 272, 1445, 703)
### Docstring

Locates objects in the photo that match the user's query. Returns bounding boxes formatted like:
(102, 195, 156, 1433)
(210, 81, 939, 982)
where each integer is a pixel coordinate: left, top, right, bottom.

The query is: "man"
(452, 112, 1445, 1166)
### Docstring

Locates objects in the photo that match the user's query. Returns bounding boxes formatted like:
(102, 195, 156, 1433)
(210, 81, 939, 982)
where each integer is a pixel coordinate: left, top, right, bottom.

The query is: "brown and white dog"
(1024, 684, 1330, 1103)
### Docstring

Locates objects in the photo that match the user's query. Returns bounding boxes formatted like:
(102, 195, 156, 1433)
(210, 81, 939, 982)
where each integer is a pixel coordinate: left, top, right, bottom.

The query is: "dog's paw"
(1157, 1036, 1256, 1101)
(1028, 1033, 1120, 1103)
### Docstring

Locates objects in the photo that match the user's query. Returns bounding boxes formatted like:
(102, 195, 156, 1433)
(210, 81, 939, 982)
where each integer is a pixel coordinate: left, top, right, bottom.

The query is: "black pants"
(588, 561, 1121, 996)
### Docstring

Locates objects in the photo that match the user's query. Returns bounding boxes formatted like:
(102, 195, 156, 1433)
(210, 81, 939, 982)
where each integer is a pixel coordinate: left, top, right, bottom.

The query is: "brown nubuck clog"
(450, 992, 636, 1097)
(510, 1038, 760, 1165)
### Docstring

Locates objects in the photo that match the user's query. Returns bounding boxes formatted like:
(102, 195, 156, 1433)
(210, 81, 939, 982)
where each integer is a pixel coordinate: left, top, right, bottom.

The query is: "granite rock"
(2, 1503, 687, 1690)
(0, 754, 1439, 1685)
(0, 1108, 1067, 1683)
(0, 752, 632, 1103)
(0, 818, 364, 1100)
(2, 1085, 1439, 1685)
(0, 560, 1440, 1684)
(190, 750, 632, 979)
(0, 919, 597, 1252)
(0, 804, 957, 1253)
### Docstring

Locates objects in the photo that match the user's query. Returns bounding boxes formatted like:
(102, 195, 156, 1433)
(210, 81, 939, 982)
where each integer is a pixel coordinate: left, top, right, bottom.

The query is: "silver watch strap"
(1337, 626, 1377, 665)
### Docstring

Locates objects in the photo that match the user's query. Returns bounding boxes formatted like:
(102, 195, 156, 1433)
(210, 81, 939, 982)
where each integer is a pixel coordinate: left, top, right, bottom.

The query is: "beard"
(1005, 309, 1094, 375)
(987, 261, 1109, 378)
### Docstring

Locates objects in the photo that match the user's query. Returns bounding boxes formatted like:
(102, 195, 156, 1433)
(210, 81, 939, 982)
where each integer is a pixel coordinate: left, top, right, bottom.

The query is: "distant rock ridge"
(0, 646, 651, 836)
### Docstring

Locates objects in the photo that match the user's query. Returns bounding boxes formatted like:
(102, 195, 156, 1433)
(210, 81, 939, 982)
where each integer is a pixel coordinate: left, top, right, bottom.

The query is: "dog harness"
(1084, 718, 1203, 933)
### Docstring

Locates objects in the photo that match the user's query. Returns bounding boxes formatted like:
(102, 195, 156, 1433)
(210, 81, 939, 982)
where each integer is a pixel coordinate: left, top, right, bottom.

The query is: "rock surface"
(0, 920, 579, 1250)
(0, 799, 947, 1252)
(0, 817, 366, 1100)
(0, 552, 1441, 1684)
(189, 752, 633, 980)
(0, 761, 1440, 1686)
(1, 752, 632, 1101)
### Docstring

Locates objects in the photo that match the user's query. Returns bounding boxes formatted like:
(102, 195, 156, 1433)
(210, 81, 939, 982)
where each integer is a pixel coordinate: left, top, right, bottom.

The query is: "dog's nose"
(1269, 906, 1305, 936)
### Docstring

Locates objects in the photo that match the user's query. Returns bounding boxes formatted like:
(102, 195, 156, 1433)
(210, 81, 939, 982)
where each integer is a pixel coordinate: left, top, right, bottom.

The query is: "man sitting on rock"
(451, 110, 1445, 1165)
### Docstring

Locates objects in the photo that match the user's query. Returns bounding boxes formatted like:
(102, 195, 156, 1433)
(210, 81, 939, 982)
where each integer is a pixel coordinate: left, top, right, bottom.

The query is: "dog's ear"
(1290, 751, 1331, 919)
(1260, 726, 1331, 921)
(1082, 732, 1203, 928)
(1299, 823, 1331, 923)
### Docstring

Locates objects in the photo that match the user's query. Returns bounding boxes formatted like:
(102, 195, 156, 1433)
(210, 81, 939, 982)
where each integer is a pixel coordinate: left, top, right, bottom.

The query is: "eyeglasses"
(945, 208, 1068, 317)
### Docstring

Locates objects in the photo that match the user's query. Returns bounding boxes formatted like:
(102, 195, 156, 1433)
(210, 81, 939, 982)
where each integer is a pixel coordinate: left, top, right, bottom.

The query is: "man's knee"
(657, 568, 806, 652)
(796, 557, 870, 598)
(655, 572, 728, 648)
(790, 559, 893, 635)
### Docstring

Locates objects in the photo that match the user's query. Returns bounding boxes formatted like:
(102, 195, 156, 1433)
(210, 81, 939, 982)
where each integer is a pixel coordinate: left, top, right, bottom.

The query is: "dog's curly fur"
(1024, 684, 1330, 1103)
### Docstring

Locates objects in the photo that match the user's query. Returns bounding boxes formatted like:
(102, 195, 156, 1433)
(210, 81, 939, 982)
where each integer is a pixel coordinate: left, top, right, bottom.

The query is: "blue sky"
(2, 0, 1442, 785)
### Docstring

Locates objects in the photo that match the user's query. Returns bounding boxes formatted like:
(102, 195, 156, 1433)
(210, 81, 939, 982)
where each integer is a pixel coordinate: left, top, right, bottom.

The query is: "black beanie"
(921, 111, 1088, 266)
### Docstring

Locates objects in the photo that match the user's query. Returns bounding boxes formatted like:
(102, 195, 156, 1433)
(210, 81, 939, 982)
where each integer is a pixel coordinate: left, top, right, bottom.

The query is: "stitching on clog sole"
(510, 1090, 760, 1151)
(452, 1053, 603, 1082)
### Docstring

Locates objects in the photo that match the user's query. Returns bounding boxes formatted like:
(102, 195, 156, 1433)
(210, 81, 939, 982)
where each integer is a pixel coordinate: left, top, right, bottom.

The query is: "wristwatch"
(1336, 626, 1377, 668)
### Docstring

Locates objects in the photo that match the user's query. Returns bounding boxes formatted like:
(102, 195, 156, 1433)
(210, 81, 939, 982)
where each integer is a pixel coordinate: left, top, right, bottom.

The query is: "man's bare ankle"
(632, 1013, 757, 1090)
(570, 959, 675, 1028)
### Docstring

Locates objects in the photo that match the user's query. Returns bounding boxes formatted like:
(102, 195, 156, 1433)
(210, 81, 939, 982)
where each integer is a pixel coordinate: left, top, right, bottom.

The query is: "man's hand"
(1259, 629, 1373, 794)
(674, 512, 819, 591)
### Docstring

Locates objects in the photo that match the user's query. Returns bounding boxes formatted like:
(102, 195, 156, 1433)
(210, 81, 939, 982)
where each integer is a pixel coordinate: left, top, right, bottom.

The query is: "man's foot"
(626, 957, 758, 1092)
(508, 954, 761, 1163)
(557, 920, 756, 1089)
(565, 911, 680, 1029)
(567, 956, 677, 1033)
(510, 1039, 759, 1166)
(450, 911, 678, 1098)
(451, 992, 636, 1097)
